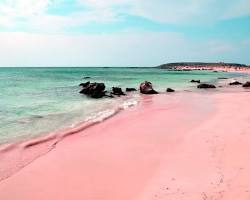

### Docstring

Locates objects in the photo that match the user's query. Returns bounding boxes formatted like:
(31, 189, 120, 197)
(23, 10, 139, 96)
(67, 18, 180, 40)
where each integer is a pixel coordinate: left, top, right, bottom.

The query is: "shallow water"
(0, 67, 245, 144)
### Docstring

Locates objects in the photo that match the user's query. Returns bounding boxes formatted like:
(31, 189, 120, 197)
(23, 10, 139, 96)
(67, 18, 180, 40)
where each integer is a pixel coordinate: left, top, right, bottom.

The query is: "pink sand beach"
(0, 86, 250, 200)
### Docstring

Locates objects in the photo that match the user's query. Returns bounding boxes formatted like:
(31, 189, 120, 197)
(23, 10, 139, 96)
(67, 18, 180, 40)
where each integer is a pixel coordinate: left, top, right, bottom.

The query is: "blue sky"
(0, 0, 249, 66)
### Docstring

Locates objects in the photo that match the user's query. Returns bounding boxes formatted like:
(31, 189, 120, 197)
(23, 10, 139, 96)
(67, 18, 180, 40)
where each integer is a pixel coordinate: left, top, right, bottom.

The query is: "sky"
(0, 0, 249, 67)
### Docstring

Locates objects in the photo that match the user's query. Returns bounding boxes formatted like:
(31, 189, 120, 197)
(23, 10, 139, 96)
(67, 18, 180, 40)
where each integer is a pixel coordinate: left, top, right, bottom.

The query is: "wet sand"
(0, 90, 250, 200)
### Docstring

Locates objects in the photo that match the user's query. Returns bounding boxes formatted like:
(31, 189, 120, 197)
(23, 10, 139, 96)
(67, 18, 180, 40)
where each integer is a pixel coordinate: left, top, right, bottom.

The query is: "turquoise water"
(0, 67, 244, 144)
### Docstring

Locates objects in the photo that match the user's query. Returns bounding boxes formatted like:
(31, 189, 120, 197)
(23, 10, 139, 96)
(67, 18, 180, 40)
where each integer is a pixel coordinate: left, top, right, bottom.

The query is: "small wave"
(84, 98, 138, 123)
(0, 96, 139, 182)
(121, 99, 138, 109)
(85, 109, 118, 123)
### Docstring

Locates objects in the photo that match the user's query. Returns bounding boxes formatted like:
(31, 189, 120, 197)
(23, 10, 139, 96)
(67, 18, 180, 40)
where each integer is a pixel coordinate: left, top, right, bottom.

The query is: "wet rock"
(126, 88, 137, 92)
(79, 81, 90, 87)
(79, 82, 106, 98)
(218, 77, 228, 79)
(166, 88, 175, 92)
(140, 81, 158, 94)
(83, 76, 91, 79)
(190, 80, 201, 83)
(229, 81, 242, 85)
(197, 83, 216, 89)
(111, 87, 125, 96)
(243, 82, 250, 87)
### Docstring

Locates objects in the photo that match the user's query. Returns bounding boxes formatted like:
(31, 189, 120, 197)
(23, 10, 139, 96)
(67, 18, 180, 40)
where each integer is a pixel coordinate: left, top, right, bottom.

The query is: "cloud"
(0, 31, 249, 67)
(0, 0, 250, 32)
(242, 39, 250, 45)
(0, 31, 186, 66)
(0, 0, 51, 27)
(79, 0, 250, 24)
(222, 0, 250, 19)
(206, 40, 236, 54)
(0, 0, 125, 32)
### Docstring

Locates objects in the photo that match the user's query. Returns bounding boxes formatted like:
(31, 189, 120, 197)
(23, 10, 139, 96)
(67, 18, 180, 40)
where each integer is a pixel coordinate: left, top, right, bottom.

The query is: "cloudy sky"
(0, 0, 249, 66)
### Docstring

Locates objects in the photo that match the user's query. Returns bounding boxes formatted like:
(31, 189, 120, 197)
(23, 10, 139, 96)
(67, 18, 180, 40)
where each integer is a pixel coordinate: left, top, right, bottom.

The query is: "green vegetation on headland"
(157, 62, 249, 70)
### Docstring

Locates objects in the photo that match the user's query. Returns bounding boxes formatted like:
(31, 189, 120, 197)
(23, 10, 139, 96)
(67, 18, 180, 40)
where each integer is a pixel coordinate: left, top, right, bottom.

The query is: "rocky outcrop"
(229, 81, 242, 85)
(166, 88, 175, 92)
(79, 82, 106, 98)
(79, 81, 90, 87)
(197, 83, 216, 89)
(111, 87, 125, 96)
(242, 82, 250, 87)
(158, 62, 249, 69)
(126, 88, 137, 92)
(191, 80, 201, 83)
(218, 77, 228, 79)
(140, 81, 158, 94)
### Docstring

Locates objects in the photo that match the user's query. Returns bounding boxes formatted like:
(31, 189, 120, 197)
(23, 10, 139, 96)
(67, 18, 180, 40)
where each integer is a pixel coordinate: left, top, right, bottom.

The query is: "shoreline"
(0, 69, 249, 183)
(0, 68, 249, 199)
(0, 95, 133, 182)
(0, 92, 215, 198)
(158, 63, 250, 73)
(1, 88, 250, 199)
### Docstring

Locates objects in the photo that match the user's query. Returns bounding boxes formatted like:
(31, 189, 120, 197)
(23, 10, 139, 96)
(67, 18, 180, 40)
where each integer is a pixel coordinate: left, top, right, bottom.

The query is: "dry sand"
(0, 90, 250, 200)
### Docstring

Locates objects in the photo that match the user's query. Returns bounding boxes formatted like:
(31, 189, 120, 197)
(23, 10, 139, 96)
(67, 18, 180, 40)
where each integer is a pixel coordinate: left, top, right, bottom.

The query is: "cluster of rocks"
(190, 79, 217, 89)
(79, 82, 106, 98)
(191, 78, 250, 89)
(79, 79, 250, 99)
(79, 81, 176, 99)
(227, 81, 250, 87)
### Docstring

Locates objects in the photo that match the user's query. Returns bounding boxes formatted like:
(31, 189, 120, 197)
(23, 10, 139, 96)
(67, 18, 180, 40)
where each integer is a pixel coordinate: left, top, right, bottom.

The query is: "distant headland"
(157, 62, 250, 71)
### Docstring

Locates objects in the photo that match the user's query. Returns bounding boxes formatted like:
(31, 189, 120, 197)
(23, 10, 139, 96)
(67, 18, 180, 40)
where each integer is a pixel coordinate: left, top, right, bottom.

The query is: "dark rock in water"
(229, 81, 242, 85)
(140, 81, 158, 94)
(242, 82, 250, 87)
(83, 76, 91, 79)
(126, 88, 137, 92)
(190, 80, 201, 83)
(111, 87, 125, 96)
(218, 77, 228, 79)
(213, 71, 218, 73)
(91, 90, 106, 99)
(197, 83, 216, 89)
(166, 88, 175, 92)
(79, 81, 90, 87)
(79, 82, 106, 98)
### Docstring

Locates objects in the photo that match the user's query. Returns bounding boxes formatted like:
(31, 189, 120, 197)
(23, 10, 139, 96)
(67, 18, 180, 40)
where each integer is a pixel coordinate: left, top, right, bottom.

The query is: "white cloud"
(206, 40, 236, 54)
(0, 31, 249, 67)
(242, 39, 250, 45)
(0, 31, 185, 66)
(0, 0, 124, 32)
(78, 0, 250, 24)
(0, 0, 250, 32)
(0, 0, 52, 27)
(222, 0, 250, 19)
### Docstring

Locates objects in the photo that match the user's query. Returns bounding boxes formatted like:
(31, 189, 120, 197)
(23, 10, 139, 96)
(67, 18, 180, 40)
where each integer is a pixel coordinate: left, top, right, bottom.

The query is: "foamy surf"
(0, 96, 139, 182)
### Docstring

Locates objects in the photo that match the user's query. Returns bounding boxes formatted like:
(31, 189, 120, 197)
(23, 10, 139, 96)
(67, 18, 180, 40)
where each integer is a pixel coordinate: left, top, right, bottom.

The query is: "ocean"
(0, 67, 244, 144)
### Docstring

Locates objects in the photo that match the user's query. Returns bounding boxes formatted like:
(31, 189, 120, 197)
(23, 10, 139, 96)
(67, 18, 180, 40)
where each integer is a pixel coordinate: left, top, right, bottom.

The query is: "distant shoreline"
(157, 62, 250, 71)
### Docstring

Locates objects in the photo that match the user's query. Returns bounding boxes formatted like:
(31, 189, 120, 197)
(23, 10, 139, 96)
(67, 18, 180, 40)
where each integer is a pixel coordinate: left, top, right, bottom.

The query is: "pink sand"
(0, 91, 250, 200)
